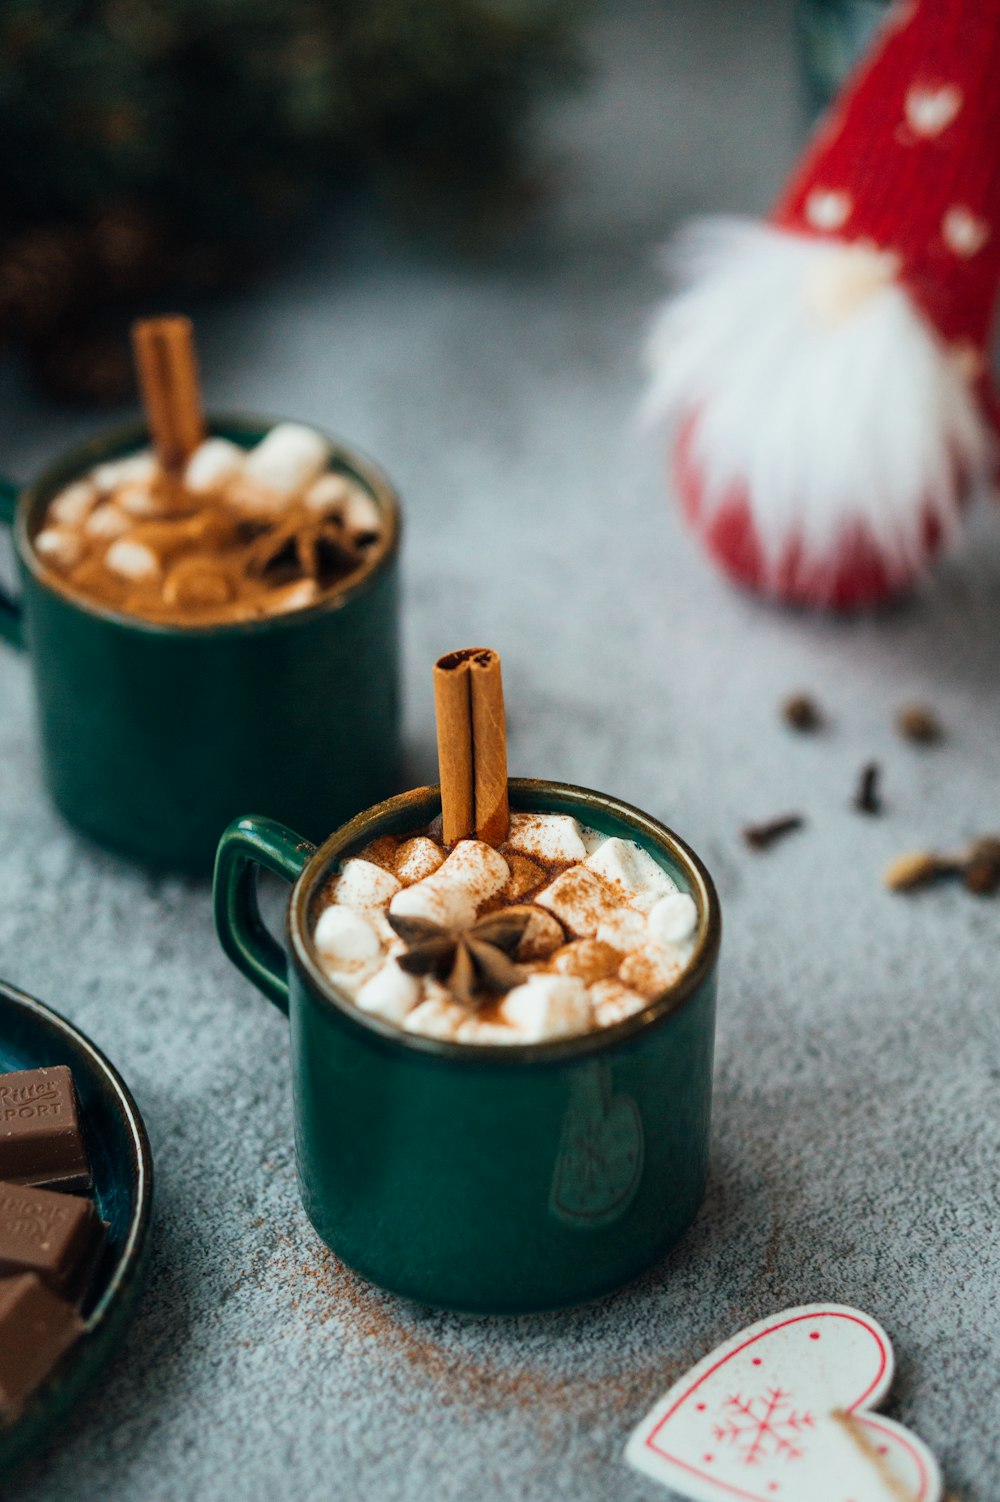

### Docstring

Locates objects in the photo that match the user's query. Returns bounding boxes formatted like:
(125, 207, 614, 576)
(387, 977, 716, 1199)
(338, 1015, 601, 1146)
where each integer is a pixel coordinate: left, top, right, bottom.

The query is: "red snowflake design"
(713, 1388, 815, 1465)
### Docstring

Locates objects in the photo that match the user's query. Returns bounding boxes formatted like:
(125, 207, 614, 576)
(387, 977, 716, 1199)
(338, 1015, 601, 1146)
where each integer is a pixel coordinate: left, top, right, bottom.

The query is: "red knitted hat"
(646, 0, 1000, 610)
(776, 0, 1000, 411)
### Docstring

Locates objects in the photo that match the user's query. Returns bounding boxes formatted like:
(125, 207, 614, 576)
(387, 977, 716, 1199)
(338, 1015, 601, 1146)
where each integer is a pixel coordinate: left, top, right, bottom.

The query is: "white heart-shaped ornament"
(905, 84, 962, 137)
(805, 191, 852, 233)
(625, 1305, 942, 1502)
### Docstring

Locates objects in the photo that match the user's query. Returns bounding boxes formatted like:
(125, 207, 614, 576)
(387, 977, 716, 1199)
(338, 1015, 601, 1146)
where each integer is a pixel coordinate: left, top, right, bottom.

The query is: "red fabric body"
(774, 0, 1000, 361)
(674, 411, 963, 610)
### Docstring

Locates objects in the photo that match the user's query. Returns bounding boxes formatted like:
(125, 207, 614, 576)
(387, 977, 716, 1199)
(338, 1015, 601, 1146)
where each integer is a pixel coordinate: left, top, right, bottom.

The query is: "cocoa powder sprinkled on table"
(263, 1229, 710, 1421)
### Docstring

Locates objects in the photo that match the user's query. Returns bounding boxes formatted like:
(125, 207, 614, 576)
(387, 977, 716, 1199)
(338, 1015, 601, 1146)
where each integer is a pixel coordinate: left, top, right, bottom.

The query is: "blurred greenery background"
(0, 0, 583, 401)
(0, 0, 888, 406)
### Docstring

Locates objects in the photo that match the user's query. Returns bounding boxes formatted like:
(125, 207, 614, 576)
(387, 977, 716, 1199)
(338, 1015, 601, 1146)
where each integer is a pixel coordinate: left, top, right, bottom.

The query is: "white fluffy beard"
(645, 218, 993, 603)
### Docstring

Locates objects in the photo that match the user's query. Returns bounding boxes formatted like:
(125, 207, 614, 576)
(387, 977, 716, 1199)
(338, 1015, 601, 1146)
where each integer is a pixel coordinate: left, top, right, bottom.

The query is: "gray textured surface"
(1, 4, 998, 1499)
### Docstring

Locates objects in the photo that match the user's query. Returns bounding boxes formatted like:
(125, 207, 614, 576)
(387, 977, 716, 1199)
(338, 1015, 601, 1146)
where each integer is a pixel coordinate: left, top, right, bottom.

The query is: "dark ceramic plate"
(0, 978, 153, 1470)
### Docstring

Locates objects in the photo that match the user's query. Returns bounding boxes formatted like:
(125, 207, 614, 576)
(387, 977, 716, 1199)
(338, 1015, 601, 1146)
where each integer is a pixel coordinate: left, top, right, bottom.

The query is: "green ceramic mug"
(214, 778, 721, 1314)
(0, 417, 402, 872)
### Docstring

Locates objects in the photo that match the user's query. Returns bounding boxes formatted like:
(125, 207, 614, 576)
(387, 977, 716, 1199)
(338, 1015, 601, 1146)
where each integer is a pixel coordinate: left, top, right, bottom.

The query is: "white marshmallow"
(185, 437, 245, 494)
(355, 959, 421, 1023)
(551, 938, 621, 983)
(515, 906, 565, 961)
(395, 836, 446, 886)
(92, 452, 156, 493)
(535, 865, 619, 937)
(499, 974, 591, 1042)
(585, 837, 676, 912)
(84, 503, 130, 539)
(342, 485, 381, 536)
(314, 904, 382, 969)
(91, 463, 120, 494)
(647, 891, 698, 946)
(590, 980, 647, 1029)
(403, 991, 467, 1041)
(596, 907, 648, 953)
(579, 825, 607, 856)
(505, 812, 587, 864)
(367, 909, 399, 946)
(226, 476, 287, 518)
(104, 538, 160, 580)
(49, 480, 98, 527)
(116, 483, 166, 518)
(34, 527, 83, 570)
(244, 423, 330, 495)
(333, 858, 401, 910)
(456, 1017, 522, 1045)
(270, 579, 319, 614)
(619, 943, 687, 1000)
(502, 853, 545, 902)
(304, 472, 352, 513)
(390, 840, 509, 931)
(321, 954, 381, 998)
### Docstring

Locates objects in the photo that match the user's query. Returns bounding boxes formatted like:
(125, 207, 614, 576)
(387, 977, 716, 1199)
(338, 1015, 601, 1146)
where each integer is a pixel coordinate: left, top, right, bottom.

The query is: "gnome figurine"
(646, 0, 1000, 609)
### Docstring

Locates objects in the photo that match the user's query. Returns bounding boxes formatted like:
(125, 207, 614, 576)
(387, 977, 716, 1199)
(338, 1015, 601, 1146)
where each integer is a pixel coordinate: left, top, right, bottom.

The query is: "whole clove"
(854, 762, 882, 815)
(964, 840, 1000, 895)
(896, 703, 943, 745)
(965, 836, 1000, 866)
(742, 814, 805, 851)
(782, 694, 822, 732)
(964, 859, 999, 896)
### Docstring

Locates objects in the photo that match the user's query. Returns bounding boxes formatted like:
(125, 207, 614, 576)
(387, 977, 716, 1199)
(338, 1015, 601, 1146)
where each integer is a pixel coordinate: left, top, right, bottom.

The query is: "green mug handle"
(213, 815, 317, 1015)
(0, 478, 25, 650)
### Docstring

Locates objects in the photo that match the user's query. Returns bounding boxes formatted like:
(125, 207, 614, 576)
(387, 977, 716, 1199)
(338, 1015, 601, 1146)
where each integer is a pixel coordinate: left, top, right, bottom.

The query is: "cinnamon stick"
(433, 647, 509, 846)
(131, 315, 205, 474)
(434, 651, 475, 845)
(469, 648, 509, 845)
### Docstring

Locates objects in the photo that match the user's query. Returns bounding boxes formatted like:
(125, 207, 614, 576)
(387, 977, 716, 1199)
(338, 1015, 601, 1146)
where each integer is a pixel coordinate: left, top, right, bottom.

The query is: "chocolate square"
(0, 1182, 106, 1301)
(0, 1066, 92, 1194)
(0, 1273, 84, 1424)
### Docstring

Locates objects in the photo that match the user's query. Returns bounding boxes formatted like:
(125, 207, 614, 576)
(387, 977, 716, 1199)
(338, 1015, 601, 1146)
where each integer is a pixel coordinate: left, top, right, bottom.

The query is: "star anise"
(245, 503, 364, 589)
(388, 909, 530, 1009)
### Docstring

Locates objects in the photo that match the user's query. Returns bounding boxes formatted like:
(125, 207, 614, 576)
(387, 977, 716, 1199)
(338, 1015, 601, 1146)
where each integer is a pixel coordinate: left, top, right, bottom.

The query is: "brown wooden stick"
(131, 315, 205, 473)
(434, 650, 476, 845)
(469, 648, 509, 845)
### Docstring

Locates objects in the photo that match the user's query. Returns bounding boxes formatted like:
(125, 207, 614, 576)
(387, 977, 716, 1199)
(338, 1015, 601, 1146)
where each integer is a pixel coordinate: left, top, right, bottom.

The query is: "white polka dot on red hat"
(805, 190, 852, 232)
(904, 82, 962, 137)
(943, 206, 991, 257)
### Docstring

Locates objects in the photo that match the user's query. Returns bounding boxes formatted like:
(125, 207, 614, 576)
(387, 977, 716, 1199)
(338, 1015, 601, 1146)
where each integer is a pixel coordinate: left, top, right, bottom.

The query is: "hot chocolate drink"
(33, 424, 386, 626)
(31, 315, 386, 626)
(310, 812, 699, 1044)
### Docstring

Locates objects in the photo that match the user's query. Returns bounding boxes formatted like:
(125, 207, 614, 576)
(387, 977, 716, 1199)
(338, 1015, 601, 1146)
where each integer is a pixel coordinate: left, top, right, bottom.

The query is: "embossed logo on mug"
(550, 1062, 644, 1229)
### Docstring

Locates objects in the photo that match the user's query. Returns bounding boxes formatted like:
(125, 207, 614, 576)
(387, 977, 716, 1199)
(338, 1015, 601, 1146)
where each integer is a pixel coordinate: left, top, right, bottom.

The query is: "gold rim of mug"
(287, 778, 722, 1065)
(11, 413, 402, 638)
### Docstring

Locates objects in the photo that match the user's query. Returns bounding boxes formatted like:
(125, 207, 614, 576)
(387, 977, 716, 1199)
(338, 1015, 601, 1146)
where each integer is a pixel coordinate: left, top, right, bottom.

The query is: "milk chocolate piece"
(0, 1067, 92, 1193)
(0, 1274, 84, 1424)
(0, 1182, 106, 1301)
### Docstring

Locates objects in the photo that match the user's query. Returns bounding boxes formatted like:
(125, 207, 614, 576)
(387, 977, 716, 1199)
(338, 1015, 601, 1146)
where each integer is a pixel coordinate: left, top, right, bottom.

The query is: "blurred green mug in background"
(0, 418, 402, 872)
(796, 0, 890, 114)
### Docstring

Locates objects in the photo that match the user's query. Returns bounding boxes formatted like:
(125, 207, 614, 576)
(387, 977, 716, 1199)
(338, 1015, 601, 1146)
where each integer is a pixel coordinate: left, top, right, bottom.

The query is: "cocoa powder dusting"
(266, 1229, 697, 1421)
